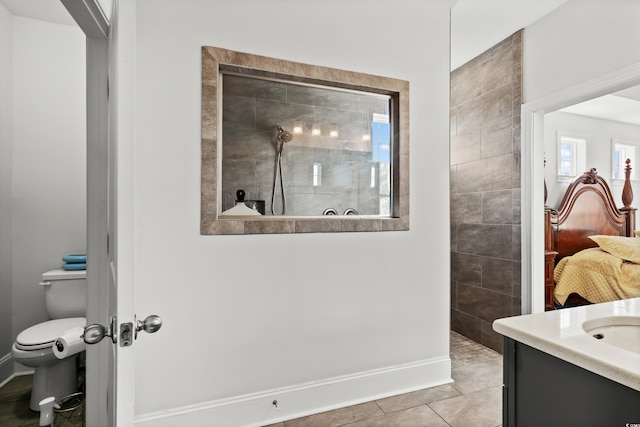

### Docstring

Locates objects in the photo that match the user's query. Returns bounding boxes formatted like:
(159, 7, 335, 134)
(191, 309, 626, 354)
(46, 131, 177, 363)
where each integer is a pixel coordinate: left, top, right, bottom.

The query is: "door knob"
(135, 315, 162, 338)
(83, 317, 117, 344)
(83, 315, 162, 346)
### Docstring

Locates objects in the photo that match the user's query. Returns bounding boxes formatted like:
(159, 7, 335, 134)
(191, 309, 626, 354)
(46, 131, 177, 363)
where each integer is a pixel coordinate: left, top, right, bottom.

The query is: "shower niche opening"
(201, 46, 409, 235)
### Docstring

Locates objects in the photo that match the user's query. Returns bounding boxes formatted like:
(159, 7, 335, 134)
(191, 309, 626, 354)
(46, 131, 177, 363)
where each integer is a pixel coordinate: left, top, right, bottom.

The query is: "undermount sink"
(583, 316, 640, 355)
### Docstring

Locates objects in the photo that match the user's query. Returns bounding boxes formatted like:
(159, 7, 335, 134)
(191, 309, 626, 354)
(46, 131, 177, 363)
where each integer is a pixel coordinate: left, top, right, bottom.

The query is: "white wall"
(0, 2, 14, 384)
(131, 0, 453, 425)
(524, 0, 640, 103)
(544, 112, 640, 208)
(10, 17, 86, 352)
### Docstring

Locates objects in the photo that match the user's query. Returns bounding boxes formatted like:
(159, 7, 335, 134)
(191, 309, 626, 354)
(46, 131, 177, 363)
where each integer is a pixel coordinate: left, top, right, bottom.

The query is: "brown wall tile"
(451, 309, 482, 343)
(450, 31, 523, 349)
(456, 224, 513, 258)
(457, 283, 512, 322)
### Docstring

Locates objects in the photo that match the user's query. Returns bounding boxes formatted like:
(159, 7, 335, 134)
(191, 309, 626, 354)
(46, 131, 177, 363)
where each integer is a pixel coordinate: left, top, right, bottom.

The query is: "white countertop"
(493, 298, 640, 392)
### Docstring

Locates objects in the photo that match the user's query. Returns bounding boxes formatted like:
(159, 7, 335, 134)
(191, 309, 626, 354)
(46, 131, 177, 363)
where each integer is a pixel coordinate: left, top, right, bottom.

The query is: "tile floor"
(0, 374, 84, 427)
(0, 332, 502, 427)
(0, 375, 39, 427)
(265, 331, 504, 427)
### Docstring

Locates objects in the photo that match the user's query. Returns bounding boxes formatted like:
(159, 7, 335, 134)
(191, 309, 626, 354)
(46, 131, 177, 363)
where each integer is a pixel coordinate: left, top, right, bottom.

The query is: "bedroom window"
(612, 139, 639, 181)
(557, 134, 587, 182)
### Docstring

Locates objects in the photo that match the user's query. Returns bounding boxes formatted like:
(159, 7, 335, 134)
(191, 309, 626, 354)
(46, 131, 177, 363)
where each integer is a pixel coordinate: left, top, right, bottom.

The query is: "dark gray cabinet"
(502, 337, 640, 427)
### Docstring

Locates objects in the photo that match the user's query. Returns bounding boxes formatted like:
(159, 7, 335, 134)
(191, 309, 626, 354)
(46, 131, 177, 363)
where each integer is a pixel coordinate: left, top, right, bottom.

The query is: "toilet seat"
(15, 317, 86, 351)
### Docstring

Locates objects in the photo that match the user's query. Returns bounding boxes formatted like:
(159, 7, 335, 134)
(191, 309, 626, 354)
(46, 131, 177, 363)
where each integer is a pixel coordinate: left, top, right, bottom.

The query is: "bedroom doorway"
(521, 64, 640, 314)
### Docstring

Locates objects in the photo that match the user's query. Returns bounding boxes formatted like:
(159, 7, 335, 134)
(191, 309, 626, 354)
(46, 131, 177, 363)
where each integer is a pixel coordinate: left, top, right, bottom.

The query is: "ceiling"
(0, 0, 75, 26)
(558, 87, 640, 126)
(2, 0, 637, 126)
(2, 0, 569, 64)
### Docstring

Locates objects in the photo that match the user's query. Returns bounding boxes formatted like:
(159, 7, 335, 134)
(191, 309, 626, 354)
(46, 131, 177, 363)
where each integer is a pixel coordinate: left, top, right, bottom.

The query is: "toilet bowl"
(12, 269, 87, 411)
(12, 317, 86, 410)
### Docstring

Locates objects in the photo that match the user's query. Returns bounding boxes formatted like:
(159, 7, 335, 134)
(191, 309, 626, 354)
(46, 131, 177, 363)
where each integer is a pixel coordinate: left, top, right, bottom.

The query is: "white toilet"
(11, 269, 87, 411)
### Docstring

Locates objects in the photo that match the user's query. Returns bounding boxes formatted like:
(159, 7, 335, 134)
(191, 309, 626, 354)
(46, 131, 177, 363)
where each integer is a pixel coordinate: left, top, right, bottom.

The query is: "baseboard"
(0, 353, 35, 390)
(0, 353, 13, 388)
(135, 356, 451, 427)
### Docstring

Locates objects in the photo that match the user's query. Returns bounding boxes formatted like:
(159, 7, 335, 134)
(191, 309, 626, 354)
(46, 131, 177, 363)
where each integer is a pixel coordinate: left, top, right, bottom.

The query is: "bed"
(544, 159, 639, 310)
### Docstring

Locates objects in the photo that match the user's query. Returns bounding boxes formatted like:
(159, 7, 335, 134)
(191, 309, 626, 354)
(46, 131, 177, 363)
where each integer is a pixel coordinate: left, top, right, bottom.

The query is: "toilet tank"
(40, 269, 87, 319)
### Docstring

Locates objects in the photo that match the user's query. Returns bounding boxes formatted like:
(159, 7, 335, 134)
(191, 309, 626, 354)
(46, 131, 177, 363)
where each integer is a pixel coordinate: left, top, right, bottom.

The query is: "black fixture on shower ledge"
(271, 126, 293, 215)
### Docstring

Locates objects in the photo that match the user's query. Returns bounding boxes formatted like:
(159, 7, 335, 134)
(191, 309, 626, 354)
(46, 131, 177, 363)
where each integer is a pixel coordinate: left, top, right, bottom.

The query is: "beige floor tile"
(429, 386, 502, 427)
(375, 384, 460, 414)
(344, 405, 450, 427)
(283, 402, 383, 427)
(451, 360, 502, 394)
(450, 332, 502, 368)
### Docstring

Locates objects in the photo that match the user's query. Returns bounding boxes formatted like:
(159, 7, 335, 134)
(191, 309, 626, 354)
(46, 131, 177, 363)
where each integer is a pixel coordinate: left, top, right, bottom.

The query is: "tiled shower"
(450, 31, 523, 352)
(221, 74, 391, 216)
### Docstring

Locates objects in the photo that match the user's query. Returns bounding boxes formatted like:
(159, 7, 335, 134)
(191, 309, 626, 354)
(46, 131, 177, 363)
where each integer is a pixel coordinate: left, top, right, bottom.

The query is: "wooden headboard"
(544, 159, 636, 310)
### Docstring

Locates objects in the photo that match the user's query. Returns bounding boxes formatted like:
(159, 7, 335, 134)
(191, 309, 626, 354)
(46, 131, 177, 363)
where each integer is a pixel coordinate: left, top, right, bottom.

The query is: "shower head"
(276, 126, 294, 143)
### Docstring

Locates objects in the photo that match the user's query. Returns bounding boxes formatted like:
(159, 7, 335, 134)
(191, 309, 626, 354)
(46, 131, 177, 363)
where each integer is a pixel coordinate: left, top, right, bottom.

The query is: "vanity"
(493, 298, 640, 427)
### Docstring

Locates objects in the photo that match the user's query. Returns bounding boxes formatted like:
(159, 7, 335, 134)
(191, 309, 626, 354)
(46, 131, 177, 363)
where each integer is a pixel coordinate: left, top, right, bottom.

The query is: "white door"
(62, 1, 140, 425)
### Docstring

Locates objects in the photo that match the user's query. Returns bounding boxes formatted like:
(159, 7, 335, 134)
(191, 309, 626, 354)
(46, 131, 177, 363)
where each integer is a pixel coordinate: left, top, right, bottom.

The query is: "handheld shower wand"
(276, 126, 293, 145)
(271, 126, 293, 215)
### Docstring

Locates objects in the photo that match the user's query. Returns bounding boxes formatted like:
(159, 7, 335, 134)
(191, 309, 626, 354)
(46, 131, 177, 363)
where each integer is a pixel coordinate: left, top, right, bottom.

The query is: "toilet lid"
(16, 317, 86, 350)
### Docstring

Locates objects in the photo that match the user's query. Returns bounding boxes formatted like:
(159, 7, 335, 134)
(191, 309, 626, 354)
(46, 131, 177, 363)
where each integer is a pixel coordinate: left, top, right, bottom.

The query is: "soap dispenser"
(220, 189, 262, 216)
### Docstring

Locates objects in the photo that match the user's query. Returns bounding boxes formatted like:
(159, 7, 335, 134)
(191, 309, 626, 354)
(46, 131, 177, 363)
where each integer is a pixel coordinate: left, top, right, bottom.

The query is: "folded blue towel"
(63, 263, 86, 271)
(63, 254, 87, 263)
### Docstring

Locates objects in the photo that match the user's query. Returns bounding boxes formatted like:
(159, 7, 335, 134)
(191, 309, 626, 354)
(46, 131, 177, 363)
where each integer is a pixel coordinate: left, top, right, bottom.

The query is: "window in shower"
(371, 113, 391, 215)
(219, 71, 394, 216)
(313, 163, 322, 187)
(201, 45, 409, 235)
